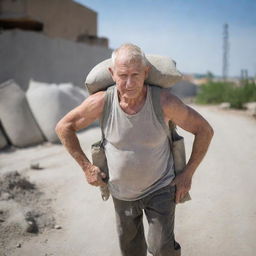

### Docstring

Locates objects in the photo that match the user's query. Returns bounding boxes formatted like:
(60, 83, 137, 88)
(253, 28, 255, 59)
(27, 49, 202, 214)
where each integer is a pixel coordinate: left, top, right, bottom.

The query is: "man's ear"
(108, 67, 114, 78)
(144, 65, 150, 80)
(108, 67, 117, 82)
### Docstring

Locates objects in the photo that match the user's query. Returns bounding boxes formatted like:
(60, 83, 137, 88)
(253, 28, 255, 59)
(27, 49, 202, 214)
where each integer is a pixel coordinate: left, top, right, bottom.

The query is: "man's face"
(109, 58, 149, 99)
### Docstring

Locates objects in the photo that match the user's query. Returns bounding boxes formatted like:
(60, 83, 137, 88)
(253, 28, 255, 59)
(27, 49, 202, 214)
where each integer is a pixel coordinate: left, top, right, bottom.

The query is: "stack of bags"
(0, 80, 45, 148)
(0, 79, 87, 149)
(26, 80, 87, 143)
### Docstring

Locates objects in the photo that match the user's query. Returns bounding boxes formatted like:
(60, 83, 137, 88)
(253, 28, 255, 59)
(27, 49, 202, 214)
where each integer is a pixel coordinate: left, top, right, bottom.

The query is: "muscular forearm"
(54, 91, 107, 187)
(56, 124, 106, 187)
(184, 125, 214, 177)
(56, 124, 90, 171)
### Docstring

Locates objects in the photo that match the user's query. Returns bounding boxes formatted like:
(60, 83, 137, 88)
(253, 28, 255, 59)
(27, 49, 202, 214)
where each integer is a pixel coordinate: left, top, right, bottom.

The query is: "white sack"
(0, 127, 8, 149)
(59, 83, 88, 102)
(85, 54, 183, 94)
(26, 80, 85, 143)
(0, 80, 45, 147)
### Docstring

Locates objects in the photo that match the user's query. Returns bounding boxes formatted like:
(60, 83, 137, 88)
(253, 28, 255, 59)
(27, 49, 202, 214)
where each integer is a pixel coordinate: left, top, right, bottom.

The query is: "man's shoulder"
(150, 86, 188, 121)
(84, 90, 107, 117)
(148, 84, 177, 111)
(87, 90, 106, 102)
(87, 84, 116, 103)
(90, 85, 116, 120)
(158, 87, 182, 108)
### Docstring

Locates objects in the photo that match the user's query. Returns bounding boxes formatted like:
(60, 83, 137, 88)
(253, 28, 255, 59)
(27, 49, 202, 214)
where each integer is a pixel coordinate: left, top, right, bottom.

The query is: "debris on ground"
(54, 224, 62, 229)
(30, 162, 44, 170)
(0, 170, 56, 254)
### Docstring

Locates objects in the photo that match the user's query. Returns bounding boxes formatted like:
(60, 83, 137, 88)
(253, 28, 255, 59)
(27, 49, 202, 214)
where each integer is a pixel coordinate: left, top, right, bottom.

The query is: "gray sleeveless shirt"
(102, 85, 175, 201)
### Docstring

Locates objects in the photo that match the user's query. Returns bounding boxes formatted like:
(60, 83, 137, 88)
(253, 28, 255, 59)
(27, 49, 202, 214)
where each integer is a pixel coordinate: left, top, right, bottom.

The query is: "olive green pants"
(112, 185, 181, 256)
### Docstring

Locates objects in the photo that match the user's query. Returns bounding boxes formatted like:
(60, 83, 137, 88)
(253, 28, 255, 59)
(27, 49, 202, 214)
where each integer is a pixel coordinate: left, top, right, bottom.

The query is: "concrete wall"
(0, 0, 97, 41)
(0, 30, 112, 91)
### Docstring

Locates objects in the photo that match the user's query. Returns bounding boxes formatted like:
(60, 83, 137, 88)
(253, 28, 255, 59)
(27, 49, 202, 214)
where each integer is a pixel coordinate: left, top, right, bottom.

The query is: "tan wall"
(0, 0, 27, 18)
(27, 0, 97, 40)
(0, 0, 97, 40)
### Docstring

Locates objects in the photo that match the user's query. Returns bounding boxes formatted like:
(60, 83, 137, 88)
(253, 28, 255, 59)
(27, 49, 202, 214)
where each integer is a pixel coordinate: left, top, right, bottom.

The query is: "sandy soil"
(0, 105, 256, 256)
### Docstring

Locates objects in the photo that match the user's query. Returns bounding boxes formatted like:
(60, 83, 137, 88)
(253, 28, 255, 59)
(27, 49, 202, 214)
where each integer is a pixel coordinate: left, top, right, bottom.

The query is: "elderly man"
(55, 44, 214, 256)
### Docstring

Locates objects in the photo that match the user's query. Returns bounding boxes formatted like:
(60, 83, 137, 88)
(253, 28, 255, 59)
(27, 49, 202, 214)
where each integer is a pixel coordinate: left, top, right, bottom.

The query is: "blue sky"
(75, 0, 256, 77)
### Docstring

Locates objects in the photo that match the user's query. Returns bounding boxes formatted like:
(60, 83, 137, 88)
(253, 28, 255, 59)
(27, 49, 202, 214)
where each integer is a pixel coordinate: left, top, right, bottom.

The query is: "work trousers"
(112, 185, 181, 256)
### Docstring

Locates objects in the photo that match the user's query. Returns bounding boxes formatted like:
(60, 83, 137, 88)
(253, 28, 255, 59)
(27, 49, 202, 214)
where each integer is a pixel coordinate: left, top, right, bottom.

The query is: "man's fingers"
(175, 189, 181, 203)
(84, 164, 108, 187)
(175, 188, 187, 203)
(89, 179, 104, 187)
(89, 174, 106, 187)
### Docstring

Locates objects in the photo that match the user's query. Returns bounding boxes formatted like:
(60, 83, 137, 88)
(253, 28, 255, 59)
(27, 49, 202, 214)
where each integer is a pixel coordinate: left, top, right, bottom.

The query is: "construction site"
(0, 1, 256, 256)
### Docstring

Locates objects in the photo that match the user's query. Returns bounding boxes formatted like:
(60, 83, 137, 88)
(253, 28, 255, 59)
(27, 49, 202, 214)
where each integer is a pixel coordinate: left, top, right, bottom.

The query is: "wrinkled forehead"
(114, 52, 145, 69)
(114, 60, 145, 74)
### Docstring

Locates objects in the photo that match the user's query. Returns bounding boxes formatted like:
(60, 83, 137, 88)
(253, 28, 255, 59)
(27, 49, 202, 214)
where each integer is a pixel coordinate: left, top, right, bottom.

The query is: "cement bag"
(0, 127, 8, 149)
(85, 54, 183, 94)
(59, 83, 88, 102)
(26, 80, 84, 143)
(0, 80, 45, 147)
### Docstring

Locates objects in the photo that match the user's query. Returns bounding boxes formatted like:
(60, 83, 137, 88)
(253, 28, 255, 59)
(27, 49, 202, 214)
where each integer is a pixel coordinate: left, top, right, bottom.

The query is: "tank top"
(102, 84, 175, 201)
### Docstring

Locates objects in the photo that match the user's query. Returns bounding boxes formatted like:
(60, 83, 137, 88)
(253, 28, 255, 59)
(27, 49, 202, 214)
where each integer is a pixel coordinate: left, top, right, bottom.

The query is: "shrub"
(196, 81, 256, 109)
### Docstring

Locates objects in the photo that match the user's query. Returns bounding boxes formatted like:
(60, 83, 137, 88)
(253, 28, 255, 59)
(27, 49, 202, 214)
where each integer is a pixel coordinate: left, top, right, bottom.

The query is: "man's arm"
(161, 90, 214, 203)
(55, 91, 106, 187)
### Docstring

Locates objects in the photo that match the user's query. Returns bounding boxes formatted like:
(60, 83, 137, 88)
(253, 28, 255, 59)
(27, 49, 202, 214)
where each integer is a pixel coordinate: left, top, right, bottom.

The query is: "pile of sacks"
(0, 79, 87, 149)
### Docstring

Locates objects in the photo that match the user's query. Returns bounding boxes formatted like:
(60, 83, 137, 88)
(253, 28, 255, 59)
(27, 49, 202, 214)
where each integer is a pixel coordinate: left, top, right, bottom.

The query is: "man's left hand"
(170, 171, 192, 203)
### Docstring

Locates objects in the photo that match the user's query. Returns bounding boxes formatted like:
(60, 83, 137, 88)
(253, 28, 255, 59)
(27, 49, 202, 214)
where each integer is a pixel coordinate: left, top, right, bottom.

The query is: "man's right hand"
(83, 163, 107, 187)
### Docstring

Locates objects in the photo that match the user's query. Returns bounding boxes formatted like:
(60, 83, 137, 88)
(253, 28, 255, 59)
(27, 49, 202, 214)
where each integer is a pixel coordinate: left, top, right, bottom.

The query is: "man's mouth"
(126, 88, 136, 92)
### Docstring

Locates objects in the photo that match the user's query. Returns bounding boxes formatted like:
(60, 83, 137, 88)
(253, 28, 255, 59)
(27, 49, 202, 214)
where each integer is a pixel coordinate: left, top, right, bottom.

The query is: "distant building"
(182, 73, 207, 87)
(171, 80, 198, 99)
(0, 0, 108, 47)
(0, 0, 112, 90)
(183, 73, 242, 86)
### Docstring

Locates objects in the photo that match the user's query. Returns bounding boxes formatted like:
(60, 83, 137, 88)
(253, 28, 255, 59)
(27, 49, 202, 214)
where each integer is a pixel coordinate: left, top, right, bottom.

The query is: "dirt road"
(0, 105, 256, 256)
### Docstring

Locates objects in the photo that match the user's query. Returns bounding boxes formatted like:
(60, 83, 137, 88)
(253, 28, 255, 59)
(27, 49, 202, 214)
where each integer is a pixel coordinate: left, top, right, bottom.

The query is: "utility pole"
(240, 69, 248, 86)
(222, 23, 229, 81)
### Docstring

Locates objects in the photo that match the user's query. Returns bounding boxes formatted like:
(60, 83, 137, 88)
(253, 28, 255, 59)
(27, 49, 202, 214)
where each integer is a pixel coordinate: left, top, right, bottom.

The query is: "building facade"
(0, 0, 108, 47)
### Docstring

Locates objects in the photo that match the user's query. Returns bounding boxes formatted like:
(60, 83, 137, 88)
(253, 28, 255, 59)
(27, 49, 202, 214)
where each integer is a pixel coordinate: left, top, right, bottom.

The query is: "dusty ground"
(0, 104, 256, 256)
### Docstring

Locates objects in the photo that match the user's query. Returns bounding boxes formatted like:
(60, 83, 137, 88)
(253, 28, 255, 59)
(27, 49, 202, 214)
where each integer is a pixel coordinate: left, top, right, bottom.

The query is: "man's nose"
(126, 76, 134, 88)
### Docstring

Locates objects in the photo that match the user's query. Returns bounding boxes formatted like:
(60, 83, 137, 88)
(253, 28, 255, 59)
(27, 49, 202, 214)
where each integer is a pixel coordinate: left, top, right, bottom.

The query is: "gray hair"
(111, 43, 148, 67)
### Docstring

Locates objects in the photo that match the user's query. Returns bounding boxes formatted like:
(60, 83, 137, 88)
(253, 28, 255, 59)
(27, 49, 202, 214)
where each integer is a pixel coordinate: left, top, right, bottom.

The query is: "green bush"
(196, 81, 256, 109)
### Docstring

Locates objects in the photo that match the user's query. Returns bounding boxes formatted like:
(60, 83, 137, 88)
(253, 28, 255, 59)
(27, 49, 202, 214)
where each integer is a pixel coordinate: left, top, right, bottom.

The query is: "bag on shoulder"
(85, 55, 182, 94)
